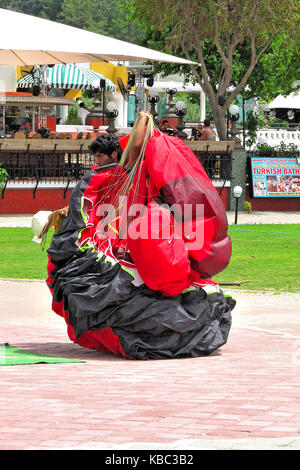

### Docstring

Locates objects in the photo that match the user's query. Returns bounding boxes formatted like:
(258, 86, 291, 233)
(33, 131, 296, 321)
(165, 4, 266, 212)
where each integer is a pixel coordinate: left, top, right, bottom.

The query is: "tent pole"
(32, 107, 35, 134)
(3, 105, 5, 133)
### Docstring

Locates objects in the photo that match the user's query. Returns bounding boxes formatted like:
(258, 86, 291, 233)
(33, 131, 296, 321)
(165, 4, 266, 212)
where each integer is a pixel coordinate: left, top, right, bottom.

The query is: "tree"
(58, 0, 144, 44)
(126, 0, 300, 140)
(0, 0, 63, 19)
(240, 34, 300, 102)
(0, 0, 145, 44)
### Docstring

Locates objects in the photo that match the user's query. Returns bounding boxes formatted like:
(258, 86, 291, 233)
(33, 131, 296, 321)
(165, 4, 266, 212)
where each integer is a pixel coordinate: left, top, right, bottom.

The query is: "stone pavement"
(0, 213, 300, 450)
(1, 279, 300, 451)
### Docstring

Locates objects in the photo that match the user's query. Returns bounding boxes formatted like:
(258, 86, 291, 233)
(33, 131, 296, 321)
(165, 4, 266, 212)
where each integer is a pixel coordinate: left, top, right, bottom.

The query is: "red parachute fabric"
(144, 131, 231, 279)
(46, 255, 132, 359)
(127, 200, 191, 296)
(46, 165, 133, 359)
(47, 131, 232, 357)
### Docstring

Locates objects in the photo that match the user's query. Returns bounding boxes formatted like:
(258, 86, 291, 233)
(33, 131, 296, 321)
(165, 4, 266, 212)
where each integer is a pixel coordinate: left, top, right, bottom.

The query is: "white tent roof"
(149, 80, 202, 93)
(0, 8, 196, 66)
(268, 91, 300, 109)
(146, 73, 202, 93)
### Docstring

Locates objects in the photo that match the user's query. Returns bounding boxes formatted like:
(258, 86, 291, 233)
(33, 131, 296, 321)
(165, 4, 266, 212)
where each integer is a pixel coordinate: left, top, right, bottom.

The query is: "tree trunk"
(211, 98, 228, 141)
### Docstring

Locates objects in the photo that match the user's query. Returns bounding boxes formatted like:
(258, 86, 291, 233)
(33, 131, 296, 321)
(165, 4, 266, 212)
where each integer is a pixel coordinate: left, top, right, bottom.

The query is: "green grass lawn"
(214, 224, 300, 292)
(0, 227, 53, 280)
(0, 224, 299, 292)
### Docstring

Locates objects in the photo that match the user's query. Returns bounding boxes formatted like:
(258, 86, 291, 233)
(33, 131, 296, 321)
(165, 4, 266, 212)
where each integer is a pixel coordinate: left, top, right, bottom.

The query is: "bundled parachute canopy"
(45, 126, 235, 360)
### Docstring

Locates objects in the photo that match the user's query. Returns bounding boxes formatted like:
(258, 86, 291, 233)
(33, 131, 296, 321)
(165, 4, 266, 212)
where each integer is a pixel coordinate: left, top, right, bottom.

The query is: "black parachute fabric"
(47, 164, 236, 360)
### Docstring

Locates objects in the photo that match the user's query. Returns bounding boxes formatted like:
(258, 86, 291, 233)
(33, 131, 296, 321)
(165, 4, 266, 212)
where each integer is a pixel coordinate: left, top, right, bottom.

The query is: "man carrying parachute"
(43, 111, 235, 360)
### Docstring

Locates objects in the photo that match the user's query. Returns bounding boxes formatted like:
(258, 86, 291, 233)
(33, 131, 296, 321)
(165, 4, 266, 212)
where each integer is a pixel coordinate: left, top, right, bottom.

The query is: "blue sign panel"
(251, 157, 300, 197)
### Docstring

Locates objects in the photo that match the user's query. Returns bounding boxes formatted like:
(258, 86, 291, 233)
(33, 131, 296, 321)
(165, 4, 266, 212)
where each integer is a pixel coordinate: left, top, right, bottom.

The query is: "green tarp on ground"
(0, 343, 84, 366)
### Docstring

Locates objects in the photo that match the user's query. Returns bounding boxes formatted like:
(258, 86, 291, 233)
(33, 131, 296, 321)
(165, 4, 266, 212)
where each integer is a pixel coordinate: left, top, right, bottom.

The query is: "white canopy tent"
(268, 91, 300, 110)
(0, 8, 196, 66)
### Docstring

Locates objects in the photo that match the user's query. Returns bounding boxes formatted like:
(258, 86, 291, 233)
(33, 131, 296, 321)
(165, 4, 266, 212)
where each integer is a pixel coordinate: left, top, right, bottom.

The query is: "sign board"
(250, 157, 300, 197)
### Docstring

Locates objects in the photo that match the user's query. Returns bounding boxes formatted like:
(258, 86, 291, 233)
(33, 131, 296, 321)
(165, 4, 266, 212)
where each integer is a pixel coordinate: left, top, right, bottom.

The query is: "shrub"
(250, 142, 299, 157)
(0, 164, 8, 189)
(65, 105, 82, 125)
(245, 110, 265, 147)
(244, 201, 252, 213)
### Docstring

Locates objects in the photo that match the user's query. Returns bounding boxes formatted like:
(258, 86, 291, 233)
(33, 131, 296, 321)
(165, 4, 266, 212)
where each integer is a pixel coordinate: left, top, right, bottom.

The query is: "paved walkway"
(1, 280, 300, 450)
(0, 213, 300, 450)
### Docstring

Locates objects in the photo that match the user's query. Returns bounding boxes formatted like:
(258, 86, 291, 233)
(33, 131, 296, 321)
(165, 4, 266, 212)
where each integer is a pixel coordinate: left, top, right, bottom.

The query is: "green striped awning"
(17, 64, 117, 91)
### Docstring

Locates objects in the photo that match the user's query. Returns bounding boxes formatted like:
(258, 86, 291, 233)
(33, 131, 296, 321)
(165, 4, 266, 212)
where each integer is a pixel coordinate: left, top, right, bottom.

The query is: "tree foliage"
(126, 0, 300, 139)
(58, 0, 144, 43)
(0, 0, 63, 20)
(0, 0, 145, 43)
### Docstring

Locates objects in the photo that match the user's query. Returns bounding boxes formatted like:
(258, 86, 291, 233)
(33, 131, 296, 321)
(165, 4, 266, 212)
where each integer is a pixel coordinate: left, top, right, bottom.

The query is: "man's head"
(79, 102, 85, 108)
(161, 120, 169, 129)
(89, 134, 122, 167)
(204, 118, 211, 127)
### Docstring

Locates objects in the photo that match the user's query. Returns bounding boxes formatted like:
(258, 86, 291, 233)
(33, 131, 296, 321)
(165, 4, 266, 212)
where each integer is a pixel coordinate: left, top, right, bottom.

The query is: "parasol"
(0, 8, 197, 66)
(17, 64, 116, 91)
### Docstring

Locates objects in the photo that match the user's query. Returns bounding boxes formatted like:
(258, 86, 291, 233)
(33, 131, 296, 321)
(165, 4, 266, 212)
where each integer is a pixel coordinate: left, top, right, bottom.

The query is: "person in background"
(200, 119, 217, 141)
(160, 119, 179, 136)
(78, 102, 90, 125)
(191, 123, 203, 140)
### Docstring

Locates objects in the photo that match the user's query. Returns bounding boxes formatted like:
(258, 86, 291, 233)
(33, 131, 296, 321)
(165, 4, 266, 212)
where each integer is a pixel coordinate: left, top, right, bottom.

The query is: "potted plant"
(20, 122, 32, 138)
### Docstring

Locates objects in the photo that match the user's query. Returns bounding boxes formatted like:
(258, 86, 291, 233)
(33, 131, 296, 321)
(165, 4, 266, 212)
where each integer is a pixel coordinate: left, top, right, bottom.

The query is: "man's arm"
(124, 111, 152, 168)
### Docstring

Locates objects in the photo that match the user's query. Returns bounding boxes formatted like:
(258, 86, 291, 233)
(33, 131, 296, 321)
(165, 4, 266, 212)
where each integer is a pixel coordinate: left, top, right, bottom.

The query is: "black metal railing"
(1, 147, 233, 199)
(0, 150, 92, 181)
(0, 149, 93, 198)
(194, 151, 232, 181)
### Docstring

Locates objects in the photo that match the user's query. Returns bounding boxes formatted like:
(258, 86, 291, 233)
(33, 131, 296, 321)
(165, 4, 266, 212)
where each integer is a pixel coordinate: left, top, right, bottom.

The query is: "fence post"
(229, 139, 247, 211)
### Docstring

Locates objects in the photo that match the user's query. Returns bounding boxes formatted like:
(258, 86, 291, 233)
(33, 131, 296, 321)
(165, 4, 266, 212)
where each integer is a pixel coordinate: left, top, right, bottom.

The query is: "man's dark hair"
(89, 134, 122, 161)
(79, 102, 85, 108)
(204, 118, 211, 127)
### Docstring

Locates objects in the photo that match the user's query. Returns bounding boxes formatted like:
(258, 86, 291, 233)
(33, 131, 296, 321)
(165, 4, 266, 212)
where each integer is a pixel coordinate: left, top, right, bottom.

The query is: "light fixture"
(105, 101, 119, 134)
(287, 110, 295, 120)
(269, 110, 276, 119)
(175, 100, 186, 112)
(228, 104, 241, 144)
(146, 76, 154, 87)
(175, 100, 187, 139)
(233, 185, 243, 198)
(106, 101, 117, 113)
(127, 73, 135, 89)
(233, 185, 243, 224)
(32, 84, 40, 96)
(229, 104, 240, 121)
(149, 88, 159, 98)
(218, 95, 226, 107)
(166, 88, 177, 94)
(147, 88, 160, 125)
